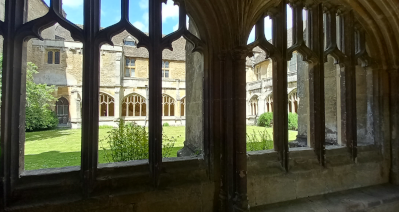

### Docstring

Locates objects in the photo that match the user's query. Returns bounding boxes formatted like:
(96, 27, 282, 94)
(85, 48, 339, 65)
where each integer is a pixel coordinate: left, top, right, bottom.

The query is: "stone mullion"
(231, 49, 249, 211)
(217, 53, 228, 212)
(271, 1, 289, 171)
(81, 0, 101, 196)
(0, 0, 27, 206)
(342, 11, 357, 160)
(307, 3, 325, 164)
(290, 0, 305, 44)
(390, 70, 399, 184)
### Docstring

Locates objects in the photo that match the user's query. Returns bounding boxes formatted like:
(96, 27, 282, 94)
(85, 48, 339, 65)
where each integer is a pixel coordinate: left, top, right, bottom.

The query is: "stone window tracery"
(162, 94, 175, 116)
(122, 94, 146, 117)
(250, 95, 259, 116)
(288, 90, 299, 113)
(180, 97, 186, 117)
(99, 93, 115, 117)
(255, 66, 261, 81)
(265, 95, 273, 112)
(56, 97, 69, 125)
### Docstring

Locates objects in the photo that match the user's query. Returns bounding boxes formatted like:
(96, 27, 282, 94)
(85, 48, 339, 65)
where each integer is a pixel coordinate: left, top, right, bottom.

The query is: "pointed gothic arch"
(162, 94, 175, 116)
(122, 93, 147, 117)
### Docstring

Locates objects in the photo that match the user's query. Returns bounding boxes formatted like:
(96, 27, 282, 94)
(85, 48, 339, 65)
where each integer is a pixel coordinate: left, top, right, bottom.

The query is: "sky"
(247, 6, 307, 44)
(43, 0, 180, 35)
(42, 0, 306, 43)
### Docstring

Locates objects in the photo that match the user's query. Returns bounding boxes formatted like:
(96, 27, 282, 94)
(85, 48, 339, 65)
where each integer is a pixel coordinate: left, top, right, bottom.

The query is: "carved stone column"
(114, 86, 121, 122)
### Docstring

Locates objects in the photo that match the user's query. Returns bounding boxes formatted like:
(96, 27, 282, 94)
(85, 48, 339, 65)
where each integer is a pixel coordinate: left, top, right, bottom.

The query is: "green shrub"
(247, 128, 273, 151)
(288, 113, 298, 131)
(257, 112, 273, 127)
(101, 119, 176, 163)
(25, 62, 58, 131)
(163, 122, 170, 127)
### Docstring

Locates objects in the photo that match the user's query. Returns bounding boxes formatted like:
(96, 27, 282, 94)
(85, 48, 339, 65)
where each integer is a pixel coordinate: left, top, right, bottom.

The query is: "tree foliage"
(257, 112, 273, 127)
(25, 62, 58, 131)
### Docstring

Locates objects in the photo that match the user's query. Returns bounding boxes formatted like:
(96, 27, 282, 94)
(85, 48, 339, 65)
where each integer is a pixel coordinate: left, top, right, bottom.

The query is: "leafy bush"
(247, 128, 273, 151)
(288, 113, 298, 131)
(163, 122, 170, 127)
(101, 119, 176, 163)
(257, 112, 273, 127)
(25, 62, 58, 131)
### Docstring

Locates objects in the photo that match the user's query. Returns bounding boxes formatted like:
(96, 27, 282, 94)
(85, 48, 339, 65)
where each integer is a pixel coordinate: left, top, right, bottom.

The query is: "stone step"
(251, 184, 399, 212)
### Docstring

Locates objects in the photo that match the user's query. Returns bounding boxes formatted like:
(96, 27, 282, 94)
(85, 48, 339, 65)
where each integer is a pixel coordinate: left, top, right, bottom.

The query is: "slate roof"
(52, 24, 299, 64)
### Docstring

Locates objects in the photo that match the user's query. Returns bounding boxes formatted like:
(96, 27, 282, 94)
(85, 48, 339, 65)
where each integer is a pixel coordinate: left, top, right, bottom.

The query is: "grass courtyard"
(24, 126, 298, 170)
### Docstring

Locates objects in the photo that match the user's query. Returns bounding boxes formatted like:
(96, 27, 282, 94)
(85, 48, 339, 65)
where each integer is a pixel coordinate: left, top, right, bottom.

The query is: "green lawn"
(24, 126, 298, 170)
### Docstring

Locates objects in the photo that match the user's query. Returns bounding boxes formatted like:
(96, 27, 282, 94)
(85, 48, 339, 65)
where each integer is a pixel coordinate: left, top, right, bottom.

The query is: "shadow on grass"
(25, 147, 185, 170)
(25, 129, 79, 142)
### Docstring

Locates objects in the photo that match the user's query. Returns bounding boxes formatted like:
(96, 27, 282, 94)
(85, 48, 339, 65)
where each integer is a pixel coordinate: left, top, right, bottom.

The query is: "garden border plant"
(101, 119, 177, 163)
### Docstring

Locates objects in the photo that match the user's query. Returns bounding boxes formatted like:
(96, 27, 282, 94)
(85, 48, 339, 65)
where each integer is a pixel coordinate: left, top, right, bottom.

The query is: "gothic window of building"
(47, 50, 60, 64)
(122, 94, 146, 117)
(180, 97, 186, 117)
(250, 95, 259, 116)
(125, 58, 136, 77)
(265, 95, 273, 112)
(56, 97, 69, 125)
(255, 66, 261, 81)
(288, 90, 299, 113)
(162, 94, 175, 116)
(124, 36, 136, 46)
(99, 93, 115, 117)
(162, 60, 170, 78)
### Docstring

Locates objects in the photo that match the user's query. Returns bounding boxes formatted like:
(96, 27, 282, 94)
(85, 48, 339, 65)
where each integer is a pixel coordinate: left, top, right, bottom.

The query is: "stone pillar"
(389, 69, 399, 184)
(70, 88, 81, 129)
(114, 87, 121, 121)
(176, 79, 181, 121)
(177, 19, 203, 156)
(145, 85, 149, 126)
(324, 55, 338, 145)
(296, 54, 309, 145)
(365, 66, 375, 145)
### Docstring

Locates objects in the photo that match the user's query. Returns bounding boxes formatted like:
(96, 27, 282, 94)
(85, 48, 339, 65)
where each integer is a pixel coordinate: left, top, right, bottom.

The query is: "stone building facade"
(27, 18, 188, 128)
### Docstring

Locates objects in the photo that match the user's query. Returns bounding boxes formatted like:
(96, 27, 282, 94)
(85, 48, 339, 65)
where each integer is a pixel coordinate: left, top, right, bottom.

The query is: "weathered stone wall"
(247, 145, 389, 207)
(135, 58, 148, 78)
(100, 51, 119, 86)
(170, 60, 186, 80)
(246, 67, 256, 82)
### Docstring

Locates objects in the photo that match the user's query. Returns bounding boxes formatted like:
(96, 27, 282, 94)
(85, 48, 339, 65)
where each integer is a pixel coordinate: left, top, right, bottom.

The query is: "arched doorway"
(56, 97, 69, 125)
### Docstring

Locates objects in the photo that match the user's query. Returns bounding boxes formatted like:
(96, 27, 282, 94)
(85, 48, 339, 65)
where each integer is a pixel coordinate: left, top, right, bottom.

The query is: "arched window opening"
(56, 97, 69, 125)
(265, 95, 273, 113)
(162, 94, 175, 116)
(122, 94, 146, 117)
(250, 96, 259, 116)
(99, 93, 115, 117)
(181, 97, 186, 117)
(288, 90, 299, 114)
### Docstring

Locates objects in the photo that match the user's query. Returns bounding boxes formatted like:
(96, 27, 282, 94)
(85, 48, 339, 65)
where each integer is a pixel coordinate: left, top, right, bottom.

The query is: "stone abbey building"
(28, 23, 188, 128)
(2, 0, 399, 211)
